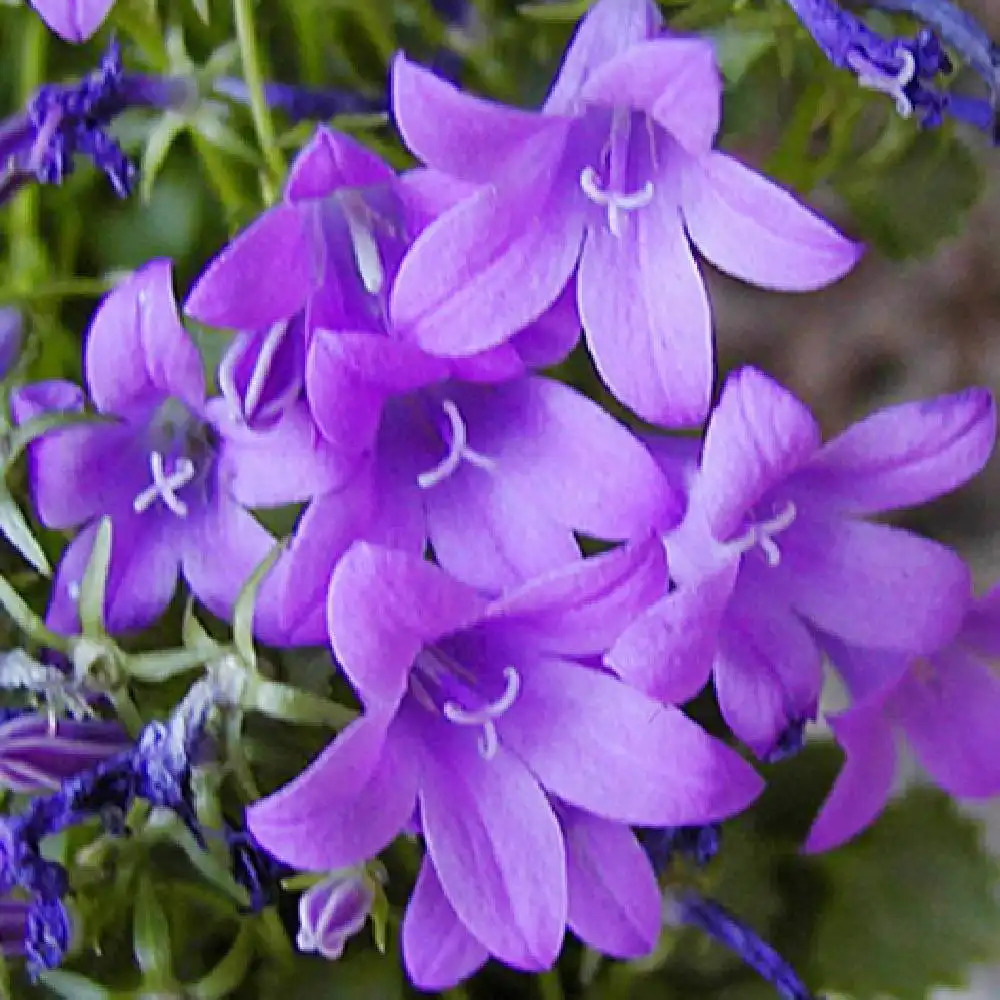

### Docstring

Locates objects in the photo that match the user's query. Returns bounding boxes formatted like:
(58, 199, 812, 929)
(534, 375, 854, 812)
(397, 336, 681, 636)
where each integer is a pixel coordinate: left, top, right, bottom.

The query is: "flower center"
(847, 45, 917, 117)
(416, 399, 495, 489)
(411, 650, 521, 760)
(219, 319, 303, 427)
(726, 501, 797, 568)
(580, 109, 655, 238)
(132, 452, 196, 517)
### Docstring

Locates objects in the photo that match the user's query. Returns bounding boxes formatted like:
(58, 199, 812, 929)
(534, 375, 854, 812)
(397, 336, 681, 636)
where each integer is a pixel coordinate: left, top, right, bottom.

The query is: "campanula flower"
(0, 310, 23, 378)
(249, 542, 762, 987)
(29, 0, 116, 44)
(607, 367, 995, 759)
(0, 900, 29, 959)
(388, 0, 861, 425)
(13, 260, 284, 634)
(805, 585, 1000, 851)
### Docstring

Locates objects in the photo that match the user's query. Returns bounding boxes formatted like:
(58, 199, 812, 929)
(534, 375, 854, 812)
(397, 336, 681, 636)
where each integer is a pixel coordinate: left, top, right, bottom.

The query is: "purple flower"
(0, 309, 23, 378)
(0, 40, 193, 203)
(0, 899, 29, 959)
(297, 870, 374, 960)
(248, 542, 763, 987)
(264, 365, 680, 644)
(607, 367, 995, 759)
(805, 586, 1000, 852)
(0, 711, 129, 794)
(388, 0, 861, 425)
(28, 0, 116, 44)
(25, 895, 72, 978)
(12, 259, 283, 635)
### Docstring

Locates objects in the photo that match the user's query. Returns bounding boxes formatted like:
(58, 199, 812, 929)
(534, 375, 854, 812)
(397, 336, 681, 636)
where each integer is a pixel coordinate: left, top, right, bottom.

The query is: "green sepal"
(127, 646, 212, 683)
(0, 482, 50, 575)
(244, 675, 357, 730)
(78, 517, 112, 637)
(186, 925, 254, 1000)
(132, 875, 175, 984)
(233, 541, 285, 670)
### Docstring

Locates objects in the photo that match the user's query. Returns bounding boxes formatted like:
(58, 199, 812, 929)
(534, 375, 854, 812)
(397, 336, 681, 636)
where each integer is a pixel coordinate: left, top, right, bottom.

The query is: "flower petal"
(29, 0, 114, 43)
(184, 204, 314, 330)
(893, 648, 1000, 797)
(248, 712, 417, 870)
(402, 858, 489, 991)
(285, 125, 395, 201)
(544, 0, 662, 114)
(455, 377, 682, 538)
(390, 166, 583, 357)
(562, 807, 661, 958)
(328, 543, 488, 708)
(86, 260, 204, 415)
(780, 517, 971, 652)
(578, 164, 712, 426)
(803, 702, 897, 853)
(681, 151, 863, 291)
(392, 54, 575, 182)
(181, 501, 278, 627)
(420, 719, 566, 971)
(792, 388, 996, 515)
(488, 536, 668, 656)
(606, 563, 735, 704)
(502, 658, 763, 825)
(305, 330, 448, 452)
(579, 38, 721, 154)
(695, 366, 821, 541)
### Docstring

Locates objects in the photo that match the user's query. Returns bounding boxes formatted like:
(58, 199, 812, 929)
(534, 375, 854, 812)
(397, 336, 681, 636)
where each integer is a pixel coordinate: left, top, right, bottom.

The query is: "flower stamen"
(442, 667, 521, 760)
(729, 501, 797, 568)
(417, 399, 494, 489)
(847, 46, 917, 116)
(580, 166, 654, 237)
(133, 452, 196, 517)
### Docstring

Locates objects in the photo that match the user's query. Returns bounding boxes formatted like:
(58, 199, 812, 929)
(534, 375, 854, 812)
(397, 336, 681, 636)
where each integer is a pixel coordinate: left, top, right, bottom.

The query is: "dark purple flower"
(0, 711, 129, 794)
(297, 870, 373, 960)
(0, 310, 23, 378)
(13, 259, 285, 635)
(0, 900, 29, 958)
(24, 895, 71, 978)
(211, 78, 385, 123)
(641, 823, 720, 873)
(28, 0, 116, 44)
(0, 40, 192, 203)
(607, 368, 995, 759)
(227, 826, 284, 913)
(389, 0, 861, 425)
(805, 584, 1000, 851)
(249, 542, 763, 987)
(671, 893, 817, 1000)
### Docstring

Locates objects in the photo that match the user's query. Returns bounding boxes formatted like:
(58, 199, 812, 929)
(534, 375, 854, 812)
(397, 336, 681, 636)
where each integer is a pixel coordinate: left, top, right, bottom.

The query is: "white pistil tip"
(417, 399, 494, 489)
(133, 451, 196, 517)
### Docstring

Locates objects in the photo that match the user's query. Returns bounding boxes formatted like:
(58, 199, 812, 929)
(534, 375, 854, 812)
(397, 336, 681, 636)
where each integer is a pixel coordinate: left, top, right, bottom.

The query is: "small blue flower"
(641, 824, 721, 874)
(296, 871, 374, 961)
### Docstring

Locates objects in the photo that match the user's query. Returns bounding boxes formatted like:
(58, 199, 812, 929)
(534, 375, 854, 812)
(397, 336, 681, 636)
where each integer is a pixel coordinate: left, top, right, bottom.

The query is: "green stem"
(538, 969, 565, 1000)
(232, 0, 285, 196)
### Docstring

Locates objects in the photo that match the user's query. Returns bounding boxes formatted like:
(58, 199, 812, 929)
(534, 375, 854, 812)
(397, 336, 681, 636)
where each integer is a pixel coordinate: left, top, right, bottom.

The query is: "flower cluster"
(5, 0, 999, 996)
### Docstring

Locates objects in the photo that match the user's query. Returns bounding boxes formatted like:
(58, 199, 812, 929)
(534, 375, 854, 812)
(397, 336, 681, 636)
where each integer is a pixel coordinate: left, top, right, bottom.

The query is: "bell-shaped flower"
(259, 352, 680, 644)
(805, 586, 1000, 852)
(388, 0, 862, 425)
(13, 260, 291, 633)
(248, 542, 762, 985)
(607, 367, 995, 759)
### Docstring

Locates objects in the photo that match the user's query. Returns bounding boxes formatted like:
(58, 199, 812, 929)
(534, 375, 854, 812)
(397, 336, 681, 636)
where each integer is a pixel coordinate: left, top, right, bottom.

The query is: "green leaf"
(190, 0, 211, 23)
(836, 129, 984, 260)
(814, 786, 1000, 999)
(37, 970, 114, 1000)
(707, 22, 774, 85)
(78, 517, 112, 636)
(127, 646, 211, 683)
(140, 111, 187, 203)
(232, 541, 285, 669)
(132, 875, 174, 982)
(0, 484, 50, 575)
(517, 0, 593, 22)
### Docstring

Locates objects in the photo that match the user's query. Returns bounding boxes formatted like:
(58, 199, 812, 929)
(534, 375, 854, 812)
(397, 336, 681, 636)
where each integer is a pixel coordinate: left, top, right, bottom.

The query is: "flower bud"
(296, 870, 374, 961)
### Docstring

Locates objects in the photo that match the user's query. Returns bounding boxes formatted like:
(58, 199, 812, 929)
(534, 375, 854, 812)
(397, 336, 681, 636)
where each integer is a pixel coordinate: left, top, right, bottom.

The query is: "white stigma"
(443, 667, 521, 760)
(849, 47, 917, 118)
(133, 451, 196, 517)
(580, 166, 655, 238)
(417, 399, 495, 489)
(243, 320, 289, 421)
(342, 198, 384, 296)
(730, 501, 798, 568)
